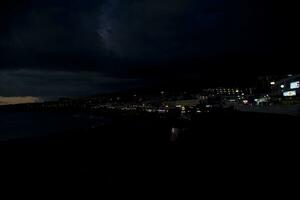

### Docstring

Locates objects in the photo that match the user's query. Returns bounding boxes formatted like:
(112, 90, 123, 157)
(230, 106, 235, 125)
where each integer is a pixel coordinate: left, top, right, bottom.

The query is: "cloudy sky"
(0, 0, 297, 103)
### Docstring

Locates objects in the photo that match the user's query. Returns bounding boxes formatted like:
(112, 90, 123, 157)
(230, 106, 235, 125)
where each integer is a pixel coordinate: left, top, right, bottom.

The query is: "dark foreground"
(0, 111, 299, 196)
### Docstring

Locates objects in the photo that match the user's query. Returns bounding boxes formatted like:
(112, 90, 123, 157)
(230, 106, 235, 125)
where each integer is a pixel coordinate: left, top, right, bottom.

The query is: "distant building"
(271, 74, 300, 97)
(203, 87, 252, 97)
(255, 74, 296, 94)
(165, 99, 200, 108)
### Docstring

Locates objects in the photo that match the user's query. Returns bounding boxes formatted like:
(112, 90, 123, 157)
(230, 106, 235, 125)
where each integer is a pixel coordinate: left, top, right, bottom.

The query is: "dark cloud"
(0, 0, 107, 69)
(0, 0, 297, 97)
(0, 69, 139, 97)
(98, 0, 227, 61)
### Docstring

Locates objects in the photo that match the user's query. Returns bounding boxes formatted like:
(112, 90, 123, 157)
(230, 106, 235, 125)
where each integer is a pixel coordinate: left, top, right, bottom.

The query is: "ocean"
(0, 112, 106, 140)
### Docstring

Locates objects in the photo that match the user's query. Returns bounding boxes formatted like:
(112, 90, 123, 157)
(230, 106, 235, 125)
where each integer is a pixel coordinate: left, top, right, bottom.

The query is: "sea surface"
(0, 112, 107, 140)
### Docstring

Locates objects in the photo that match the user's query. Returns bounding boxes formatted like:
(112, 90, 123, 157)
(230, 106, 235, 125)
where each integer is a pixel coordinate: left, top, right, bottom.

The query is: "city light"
(270, 82, 276, 85)
(243, 100, 248, 104)
(283, 91, 296, 97)
(290, 81, 300, 89)
(280, 85, 285, 89)
(171, 128, 176, 134)
(158, 109, 166, 113)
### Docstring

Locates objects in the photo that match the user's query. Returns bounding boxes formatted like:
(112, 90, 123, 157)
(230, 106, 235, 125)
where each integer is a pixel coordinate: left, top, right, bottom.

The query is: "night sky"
(0, 0, 297, 102)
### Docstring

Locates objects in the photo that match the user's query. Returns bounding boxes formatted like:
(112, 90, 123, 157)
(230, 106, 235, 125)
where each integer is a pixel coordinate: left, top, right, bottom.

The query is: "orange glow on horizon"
(0, 96, 41, 105)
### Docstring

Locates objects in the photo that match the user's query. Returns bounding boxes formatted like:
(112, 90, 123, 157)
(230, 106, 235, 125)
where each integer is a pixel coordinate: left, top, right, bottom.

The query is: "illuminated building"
(165, 99, 200, 108)
(203, 88, 252, 97)
(270, 74, 300, 97)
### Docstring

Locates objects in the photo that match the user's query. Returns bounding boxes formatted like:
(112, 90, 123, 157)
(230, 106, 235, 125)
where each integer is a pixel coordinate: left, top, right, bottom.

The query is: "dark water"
(0, 111, 298, 194)
(0, 112, 105, 140)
